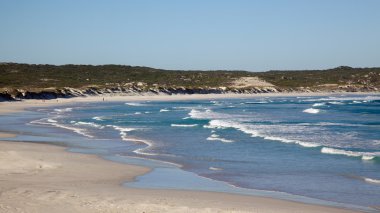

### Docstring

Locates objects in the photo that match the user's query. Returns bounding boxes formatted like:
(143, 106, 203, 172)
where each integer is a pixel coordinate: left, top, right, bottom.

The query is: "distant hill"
(0, 63, 252, 89)
(257, 66, 380, 89)
(0, 63, 379, 100)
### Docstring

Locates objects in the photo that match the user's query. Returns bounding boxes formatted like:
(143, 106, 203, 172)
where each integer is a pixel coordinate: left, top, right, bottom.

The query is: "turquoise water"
(1, 94, 379, 210)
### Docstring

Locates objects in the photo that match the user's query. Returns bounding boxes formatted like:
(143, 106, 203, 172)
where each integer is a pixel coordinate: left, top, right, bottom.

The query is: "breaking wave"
(54, 107, 73, 113)
(303, 108, 320, 114)
(320, 147, 379, 160)
(207, 134, 234, 143)
(204, 119, 319, 148)
(189, 109, 231, 120)
(328, 101, 344, 105)
(125, 102, 147, 106)
(92, 116, 105, 121)
(171, 124, 198, 127)
(47, 119, 57, 123)
(72, 121, 104, 129)
(306, 96, 380, 102)
(312, 103, 325, 107)
(364, 177, 380, 185)
(244, 101, 268, 104)
(209, 167, 223, 171)
(297, 122, 366, 127)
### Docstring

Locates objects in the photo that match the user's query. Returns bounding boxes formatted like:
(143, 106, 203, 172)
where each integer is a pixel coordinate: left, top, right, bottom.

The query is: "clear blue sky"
(1, 0, 379, 71)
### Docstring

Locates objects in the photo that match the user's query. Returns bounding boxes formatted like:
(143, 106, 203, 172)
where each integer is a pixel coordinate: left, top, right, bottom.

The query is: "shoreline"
(0, 93, 372, 212)
(0, 91, 378, 115)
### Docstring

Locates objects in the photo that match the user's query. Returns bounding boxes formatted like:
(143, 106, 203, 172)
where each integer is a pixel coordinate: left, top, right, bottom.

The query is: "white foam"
(364, 177, 380, 185)
(52, 123, 93, 138)
(263, 136, 319, 148)
(182, 117, 191, 120)
(210, 101, 222, 105)
(244, 101, 268, 104)
(31, 118, 93, 138)
(107, 125, 136, 132)
(160, 109, 170, 112)
(321, 147, 378, 160)
(312, 103, 325, 107)
(132, 139, 157, 156)
(207, 134, 234, 143)
(47, 119, 57, 123)
(74, 121, 104, 129)
(306, 96, 380, 102)
(303, 108, 320, 114)
(54, 107, 72, 113)
(205, 120, 320, 148)
(298, 122, 365, 127)
(171, 124, 198, 127)
(107, 125, 136, 141)
(328, 101, 344, 105)
(189, 109, 206, 119)
(92, 116, 105, 121)
(189, 109, 228, 120)
(125, 102, 147, 106)
(362, 155, 375, 161)
(134, 112, 142, 115)
(209, 167, 223, 171)
(173, 106, 196, 110)
(205, 120, 260, 137)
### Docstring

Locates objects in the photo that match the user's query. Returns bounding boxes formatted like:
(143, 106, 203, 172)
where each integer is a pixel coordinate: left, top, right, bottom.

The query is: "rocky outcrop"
(0, 86, 281, 101)
(0, 92, 14, 101)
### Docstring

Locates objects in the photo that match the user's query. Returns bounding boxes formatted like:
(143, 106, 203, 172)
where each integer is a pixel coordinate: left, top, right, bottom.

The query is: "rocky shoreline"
(1, 85, 378, 102)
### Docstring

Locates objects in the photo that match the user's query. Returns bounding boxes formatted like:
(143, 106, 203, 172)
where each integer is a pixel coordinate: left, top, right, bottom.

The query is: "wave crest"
(364, 177, 380, 185)
(54, 107, 73, 113)
(171, 124, 198, 127)
(321, 147, 378, 160)
(207, 134, 234, 143)
(303, 108, 320, 114)
(125, 102, 147, 106)
(73, 121, 104, 129)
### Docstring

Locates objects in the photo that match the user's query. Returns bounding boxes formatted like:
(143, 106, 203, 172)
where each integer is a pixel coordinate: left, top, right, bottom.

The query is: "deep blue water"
(1, 94, 380, 209)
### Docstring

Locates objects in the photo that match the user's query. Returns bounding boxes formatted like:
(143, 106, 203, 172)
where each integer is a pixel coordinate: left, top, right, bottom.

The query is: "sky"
(1, 0, 379, 71)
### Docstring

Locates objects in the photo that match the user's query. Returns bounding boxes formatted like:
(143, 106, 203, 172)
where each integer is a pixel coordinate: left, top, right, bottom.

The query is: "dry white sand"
(231, 77, 275, 88)
(0, 93, 367, 212)
(0, 141, 358, 213)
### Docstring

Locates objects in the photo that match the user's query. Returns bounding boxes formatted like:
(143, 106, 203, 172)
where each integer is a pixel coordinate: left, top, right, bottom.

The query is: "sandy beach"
(0, 92, 376, 115)
(0, 94, 366, 212)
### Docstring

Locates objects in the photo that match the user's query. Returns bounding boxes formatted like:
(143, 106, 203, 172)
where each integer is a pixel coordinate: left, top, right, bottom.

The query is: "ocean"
(1, 94, 380, 210)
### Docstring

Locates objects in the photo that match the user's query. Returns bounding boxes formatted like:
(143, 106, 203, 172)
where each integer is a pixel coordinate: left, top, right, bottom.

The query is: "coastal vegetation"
(0, 63, 379, 100)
